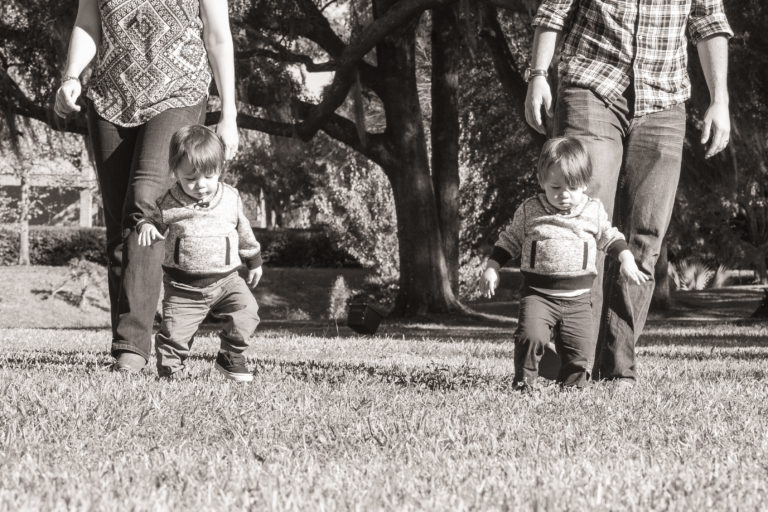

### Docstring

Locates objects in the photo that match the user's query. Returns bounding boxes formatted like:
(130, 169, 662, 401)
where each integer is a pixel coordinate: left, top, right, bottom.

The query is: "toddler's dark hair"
(168, 125, 225, 177)
(537, 137, 592, 187)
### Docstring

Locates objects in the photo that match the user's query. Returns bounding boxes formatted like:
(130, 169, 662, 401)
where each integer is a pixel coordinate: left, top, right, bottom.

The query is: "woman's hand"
(216, 116, 239, 161)
(54, 79, 82, 118)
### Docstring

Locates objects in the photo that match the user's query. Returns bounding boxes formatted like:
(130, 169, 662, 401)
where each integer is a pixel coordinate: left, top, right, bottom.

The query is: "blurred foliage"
(669, 0, 768, 282)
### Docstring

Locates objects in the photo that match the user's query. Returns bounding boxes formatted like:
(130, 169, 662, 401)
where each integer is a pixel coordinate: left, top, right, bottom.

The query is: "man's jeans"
(554, 86, 686, 380)
(515, 287, 594, 387)
(87, 99, 206, 361)
(156, 273, 260, 377)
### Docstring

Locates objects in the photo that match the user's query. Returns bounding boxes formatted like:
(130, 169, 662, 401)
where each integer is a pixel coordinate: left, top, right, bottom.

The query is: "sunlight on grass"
(1, 325, 767, 510)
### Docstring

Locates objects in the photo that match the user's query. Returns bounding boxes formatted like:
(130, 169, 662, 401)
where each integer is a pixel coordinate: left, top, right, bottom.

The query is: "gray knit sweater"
(490, 194, 627, 290)
(142, 183, 262, 286)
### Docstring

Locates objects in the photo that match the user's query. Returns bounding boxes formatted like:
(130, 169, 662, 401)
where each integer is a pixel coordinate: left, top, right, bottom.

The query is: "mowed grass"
(2, 322, 768, 511)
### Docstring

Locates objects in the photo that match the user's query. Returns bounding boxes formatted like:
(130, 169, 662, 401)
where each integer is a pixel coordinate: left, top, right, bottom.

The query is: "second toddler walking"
(138, 125, 262, 381)
(481, 137, 648, 390)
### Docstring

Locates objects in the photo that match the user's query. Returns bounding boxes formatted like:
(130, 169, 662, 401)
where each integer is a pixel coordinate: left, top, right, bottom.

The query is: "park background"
(1, 0, 768, 510)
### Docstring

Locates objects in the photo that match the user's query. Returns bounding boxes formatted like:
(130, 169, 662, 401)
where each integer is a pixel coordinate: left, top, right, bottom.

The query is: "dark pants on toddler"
(87, 99, 206, 361)
(514, 287, 594, 387)
(155, 272, 260, 377)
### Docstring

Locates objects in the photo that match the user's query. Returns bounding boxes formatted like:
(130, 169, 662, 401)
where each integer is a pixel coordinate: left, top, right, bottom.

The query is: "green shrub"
(0, 225, 107, 266)
(254, 228, 357, 267)
(0, 225, 356, 267)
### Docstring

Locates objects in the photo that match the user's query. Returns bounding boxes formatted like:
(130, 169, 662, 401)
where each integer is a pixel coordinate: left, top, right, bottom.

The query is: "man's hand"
(701, 101, 730, 159)
(480, 266, 500, 299)
(525, 76, 553, 135)
(618, 250, 650, 286)
(247, 266, 263, 289)
(138, 223, 165, 247)
(53, 80, 82, 118)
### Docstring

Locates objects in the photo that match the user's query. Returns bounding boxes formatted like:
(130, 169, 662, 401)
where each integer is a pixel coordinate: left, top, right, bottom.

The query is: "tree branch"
(206, 109, 391, 168)
(238, 47, 337, 72)
(296, 0, 457, 140)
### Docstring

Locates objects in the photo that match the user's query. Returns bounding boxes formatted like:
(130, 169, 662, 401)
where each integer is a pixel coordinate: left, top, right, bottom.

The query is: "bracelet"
(61, 75, 80, 85)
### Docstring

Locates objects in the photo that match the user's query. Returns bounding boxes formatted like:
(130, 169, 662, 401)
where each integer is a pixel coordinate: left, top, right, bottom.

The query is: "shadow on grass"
(0, 349, 522, 391)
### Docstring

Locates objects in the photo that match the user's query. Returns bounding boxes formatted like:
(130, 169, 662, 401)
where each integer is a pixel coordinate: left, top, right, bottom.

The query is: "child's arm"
(137, 222, 165, 247)
(479, 206, 525, 298)
(136, 202, 167, 247)
(618, 249, 649, 285)
(234, 191, 263, 288)
(595, 201, 649, 285)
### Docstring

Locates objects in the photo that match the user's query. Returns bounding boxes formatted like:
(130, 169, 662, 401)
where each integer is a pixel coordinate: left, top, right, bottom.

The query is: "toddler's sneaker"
(215, 351, 253, 382)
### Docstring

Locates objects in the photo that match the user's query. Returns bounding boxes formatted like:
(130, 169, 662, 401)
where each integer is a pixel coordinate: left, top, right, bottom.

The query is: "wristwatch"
(524, 67, 548, 82)
(61, 74, 80, 84)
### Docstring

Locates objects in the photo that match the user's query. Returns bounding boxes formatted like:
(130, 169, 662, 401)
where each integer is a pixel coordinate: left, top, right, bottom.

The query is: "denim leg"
(597, 104, 686, 380)
(554, 87, 627, 352)
(210, 275, 260, 354)
(514, 291, 559, 385)
(556, 294, 594, 387)
(112, 100, 207, 360)
(86, 103, 137, 338)
(155, 281, 210, 376)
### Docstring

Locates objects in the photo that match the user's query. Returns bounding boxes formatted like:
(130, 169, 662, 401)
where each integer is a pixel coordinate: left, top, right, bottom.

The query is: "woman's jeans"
(554, 86, 686, 381)
(87, 99, 206, 361)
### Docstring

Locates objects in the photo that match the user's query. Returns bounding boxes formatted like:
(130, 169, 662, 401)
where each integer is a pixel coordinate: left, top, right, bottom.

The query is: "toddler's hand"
(481, 267, 500, 298)
(619, 251, 649, 285)
(138, 223, 165, 247)
(247, 266, 263, 289)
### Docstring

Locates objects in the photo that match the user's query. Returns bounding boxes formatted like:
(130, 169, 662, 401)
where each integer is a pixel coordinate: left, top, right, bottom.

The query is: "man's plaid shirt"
(533, 0, 733, 116)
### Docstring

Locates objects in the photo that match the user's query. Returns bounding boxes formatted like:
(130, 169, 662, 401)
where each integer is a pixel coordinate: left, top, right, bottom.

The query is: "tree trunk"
(18, 169, 30, 265)
(431, 6, 462, 295)
(375, 0, 461, 316)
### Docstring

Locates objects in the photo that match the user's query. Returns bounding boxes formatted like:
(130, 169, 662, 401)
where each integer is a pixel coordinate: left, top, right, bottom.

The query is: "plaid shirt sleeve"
(688, 0, 734, 45)
(531, 0, 579, 31)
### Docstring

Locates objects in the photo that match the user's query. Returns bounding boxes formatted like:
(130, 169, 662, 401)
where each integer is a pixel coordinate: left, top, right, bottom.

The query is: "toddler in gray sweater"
(138, 125, 262, 381)
(481, 137, 647, 389)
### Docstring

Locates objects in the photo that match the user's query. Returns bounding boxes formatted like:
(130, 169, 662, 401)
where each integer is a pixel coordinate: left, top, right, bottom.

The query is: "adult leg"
(554, 86, 628, 368)
(210, 275, 260, 354)
(155, 280, 211, 377)
(86, 103, 137, 338)
(113, 100, 207, 361)
(514, 290, 559, 386)
(556, 293, 595, 387)
(597, 104, 686, 380)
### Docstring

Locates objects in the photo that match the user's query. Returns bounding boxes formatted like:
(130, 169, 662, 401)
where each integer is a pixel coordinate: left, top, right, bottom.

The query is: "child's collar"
(171, 182, 223, 209)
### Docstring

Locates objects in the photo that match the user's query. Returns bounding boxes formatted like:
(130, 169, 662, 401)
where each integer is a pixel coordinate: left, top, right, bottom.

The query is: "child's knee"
(517, 322, 552, 348)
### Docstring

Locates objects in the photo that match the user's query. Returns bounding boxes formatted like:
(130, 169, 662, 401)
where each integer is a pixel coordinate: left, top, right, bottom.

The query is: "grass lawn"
(2, 265, 767, 509)
(2, 320, 768, 510)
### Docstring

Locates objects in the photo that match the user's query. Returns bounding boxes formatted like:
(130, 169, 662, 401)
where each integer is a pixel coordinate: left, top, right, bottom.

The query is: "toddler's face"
(175, 156, 220, 201)
(540, 164, 587, 211)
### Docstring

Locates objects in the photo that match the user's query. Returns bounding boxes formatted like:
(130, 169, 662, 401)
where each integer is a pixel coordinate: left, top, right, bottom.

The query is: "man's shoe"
(215, 351, 253, 382)
(111, 351, 146, 373)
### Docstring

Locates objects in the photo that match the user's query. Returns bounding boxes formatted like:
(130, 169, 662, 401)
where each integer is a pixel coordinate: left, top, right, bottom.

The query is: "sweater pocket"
(523, 238, 594, 274)
(174, 234, 235, 270)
